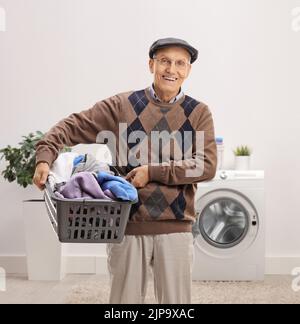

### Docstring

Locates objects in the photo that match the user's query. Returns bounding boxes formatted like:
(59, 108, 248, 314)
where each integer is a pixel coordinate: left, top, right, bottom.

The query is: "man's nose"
(166, 61, 177, 74)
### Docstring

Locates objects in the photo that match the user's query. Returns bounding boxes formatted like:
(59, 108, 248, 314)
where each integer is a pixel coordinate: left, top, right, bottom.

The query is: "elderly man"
(33, 37, 217, 304)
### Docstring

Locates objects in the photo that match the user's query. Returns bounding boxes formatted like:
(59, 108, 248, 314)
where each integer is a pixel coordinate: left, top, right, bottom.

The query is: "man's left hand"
(125, 165, 149, 188)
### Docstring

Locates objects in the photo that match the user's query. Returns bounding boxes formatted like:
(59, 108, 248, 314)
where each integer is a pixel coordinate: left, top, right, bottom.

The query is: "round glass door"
(199, 197, 249, 248)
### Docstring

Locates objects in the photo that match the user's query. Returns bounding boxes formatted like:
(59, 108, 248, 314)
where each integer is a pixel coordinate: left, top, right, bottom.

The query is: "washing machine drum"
(193, 189, 258, 249)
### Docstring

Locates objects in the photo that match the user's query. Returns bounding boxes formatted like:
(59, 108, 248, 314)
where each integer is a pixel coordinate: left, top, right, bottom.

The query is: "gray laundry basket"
(44, 182, 136, 243)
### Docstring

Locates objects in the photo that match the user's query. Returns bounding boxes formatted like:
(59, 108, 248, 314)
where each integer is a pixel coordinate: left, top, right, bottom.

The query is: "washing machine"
(192, 170, 265, 281)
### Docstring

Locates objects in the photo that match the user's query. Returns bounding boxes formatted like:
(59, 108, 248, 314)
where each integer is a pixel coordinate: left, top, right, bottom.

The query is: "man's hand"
(125, 165, 149, 188)
(33, 162, 50, 191)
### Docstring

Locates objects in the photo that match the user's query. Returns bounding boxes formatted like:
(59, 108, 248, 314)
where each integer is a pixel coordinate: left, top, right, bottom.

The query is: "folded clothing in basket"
(50, 152, 138, 202)
(96, 171, 138, 202)
(55, 172, 115, 200)
(54, 170, 138, 202)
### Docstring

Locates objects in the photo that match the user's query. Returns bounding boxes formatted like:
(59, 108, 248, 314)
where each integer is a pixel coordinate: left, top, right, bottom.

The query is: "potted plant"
(233, 145, 252, 170)
(0, 131, 45, 188)
(0, 131, 72, 281)
(0, 131, 70, 188)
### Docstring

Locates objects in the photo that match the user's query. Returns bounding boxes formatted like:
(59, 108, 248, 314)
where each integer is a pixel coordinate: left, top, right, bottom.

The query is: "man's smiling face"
(149, 46, 191, 102)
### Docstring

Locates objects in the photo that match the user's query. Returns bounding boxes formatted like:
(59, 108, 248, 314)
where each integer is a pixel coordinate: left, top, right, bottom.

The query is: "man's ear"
(185, 64, 192, 79)
(149, 59, 154, 74)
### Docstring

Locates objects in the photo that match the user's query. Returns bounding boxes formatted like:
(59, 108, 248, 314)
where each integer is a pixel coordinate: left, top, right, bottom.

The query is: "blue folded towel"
(96, 171, 138, 202)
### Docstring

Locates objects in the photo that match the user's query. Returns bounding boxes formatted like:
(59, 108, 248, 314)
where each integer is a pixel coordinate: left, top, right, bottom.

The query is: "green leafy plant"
(0, 131, 71, 188)
(233, 145, 252, 156)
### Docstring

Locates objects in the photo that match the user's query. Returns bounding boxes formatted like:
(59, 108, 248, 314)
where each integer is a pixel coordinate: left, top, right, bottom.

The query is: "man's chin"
(160, 84, 179, 92)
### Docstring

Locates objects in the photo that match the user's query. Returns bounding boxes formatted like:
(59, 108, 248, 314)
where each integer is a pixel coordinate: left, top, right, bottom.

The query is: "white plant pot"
(23, 200, 66, 281)
(235, 156, 251, 170)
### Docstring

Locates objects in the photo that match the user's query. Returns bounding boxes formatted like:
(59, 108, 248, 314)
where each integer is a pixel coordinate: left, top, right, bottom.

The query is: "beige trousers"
(106, 232, 194, 304)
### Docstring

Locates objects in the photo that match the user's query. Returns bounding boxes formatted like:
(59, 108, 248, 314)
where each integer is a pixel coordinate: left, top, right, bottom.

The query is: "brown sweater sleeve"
(35, 95, 121, 167)
(148, 105, 217, 185)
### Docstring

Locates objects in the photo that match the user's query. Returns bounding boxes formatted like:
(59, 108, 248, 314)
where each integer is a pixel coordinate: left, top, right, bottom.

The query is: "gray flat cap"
(149, 37, 198, 64)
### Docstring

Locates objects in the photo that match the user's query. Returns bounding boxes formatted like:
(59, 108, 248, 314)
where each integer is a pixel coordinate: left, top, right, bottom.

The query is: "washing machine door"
(194, 189, 259, 257)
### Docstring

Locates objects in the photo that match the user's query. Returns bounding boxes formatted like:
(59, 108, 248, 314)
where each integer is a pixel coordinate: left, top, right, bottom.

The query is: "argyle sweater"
(36, 88, 217, 235)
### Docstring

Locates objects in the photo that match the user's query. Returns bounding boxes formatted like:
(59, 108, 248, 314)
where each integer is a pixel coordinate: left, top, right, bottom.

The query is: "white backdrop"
(0, 0, 299, 267)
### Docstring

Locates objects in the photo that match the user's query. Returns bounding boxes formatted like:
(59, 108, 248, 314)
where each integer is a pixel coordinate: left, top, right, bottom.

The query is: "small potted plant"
(0, 131, 70, 188)
(233, 145, 252, 170)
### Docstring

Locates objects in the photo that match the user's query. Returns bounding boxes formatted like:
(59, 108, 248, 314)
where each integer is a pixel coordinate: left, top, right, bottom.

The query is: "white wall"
(0, 0, 299, 264)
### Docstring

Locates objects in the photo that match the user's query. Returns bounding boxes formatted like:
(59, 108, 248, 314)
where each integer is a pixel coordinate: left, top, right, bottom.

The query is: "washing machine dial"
(219, 171, 227, 180)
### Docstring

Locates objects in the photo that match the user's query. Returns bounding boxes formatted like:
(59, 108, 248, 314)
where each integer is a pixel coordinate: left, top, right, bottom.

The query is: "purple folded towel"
(57, 172, 114, 200)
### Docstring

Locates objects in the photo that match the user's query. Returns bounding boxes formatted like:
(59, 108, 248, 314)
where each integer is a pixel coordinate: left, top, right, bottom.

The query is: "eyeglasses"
(153, 56, 190, 70)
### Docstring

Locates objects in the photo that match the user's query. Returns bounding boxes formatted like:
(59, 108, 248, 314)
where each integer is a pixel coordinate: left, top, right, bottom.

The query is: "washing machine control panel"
(216, 170, 264, 181)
